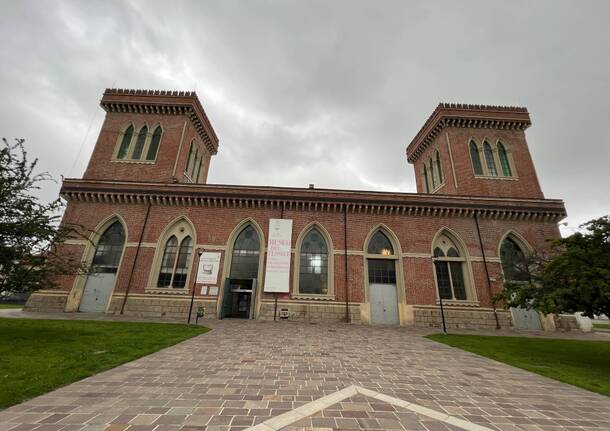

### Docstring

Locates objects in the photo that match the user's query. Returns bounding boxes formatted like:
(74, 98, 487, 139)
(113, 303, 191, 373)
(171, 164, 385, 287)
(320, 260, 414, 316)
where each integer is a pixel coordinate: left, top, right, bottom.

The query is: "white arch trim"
(66, 213, 128, 312)
(363, 223, 403, 255)
(146, 215, 197, 291)
(217, 218, 267, 319)
(430, 227, 478, 303)
(430, 226, 470, 257)
(293, 221, 335, 298)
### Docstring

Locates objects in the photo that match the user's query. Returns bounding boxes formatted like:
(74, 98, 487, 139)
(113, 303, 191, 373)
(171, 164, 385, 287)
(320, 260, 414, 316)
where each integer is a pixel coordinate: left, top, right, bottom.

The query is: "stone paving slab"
(0, 319, 609, 431)
(281, 393, 461, 431)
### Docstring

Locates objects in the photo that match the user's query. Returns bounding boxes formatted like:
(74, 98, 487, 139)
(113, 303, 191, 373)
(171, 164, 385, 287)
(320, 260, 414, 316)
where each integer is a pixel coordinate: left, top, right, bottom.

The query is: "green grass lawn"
(426, 334, 610, 397)
(0, 303, 23, 309)
(0, 318, 208, 408)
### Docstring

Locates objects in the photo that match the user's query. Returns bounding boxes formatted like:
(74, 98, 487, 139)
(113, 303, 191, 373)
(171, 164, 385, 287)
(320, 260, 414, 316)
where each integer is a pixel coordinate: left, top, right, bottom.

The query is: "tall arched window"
(469, 140, 483, 175)
(483, 141, 497, 176)
(230, 225, 260, 279)
(432, 233, 469, 300)
(298, 228, 329, 295)
(500, 237, 529, 282)
(367, 230, 397, 284)
(423, 165, 430, 193)
(185, 141, 195, 176)
(497, 142, 512, 177)
(429, 158, 436, 189)
(91, 221, 125, 273)
(157, 235, 193, 288)
(145, 126, 162, 161)
(435, 150, 443, 184)
(131, 126, 148, 160)
(117, 125, 134, 160)
(158, 236, 177, 287)
(194, 156, 203, 183)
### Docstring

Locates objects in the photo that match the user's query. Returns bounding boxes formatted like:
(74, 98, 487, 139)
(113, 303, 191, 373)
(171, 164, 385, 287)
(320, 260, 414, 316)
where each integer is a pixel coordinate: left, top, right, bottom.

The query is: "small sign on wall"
(208, 286, 219, 296)
(200, 286, 208, 295)
(196, 252, 221, 284)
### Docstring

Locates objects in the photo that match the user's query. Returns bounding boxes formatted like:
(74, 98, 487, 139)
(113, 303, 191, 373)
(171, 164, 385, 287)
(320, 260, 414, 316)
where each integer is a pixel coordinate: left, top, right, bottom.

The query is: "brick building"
(25, 89, 567, 330)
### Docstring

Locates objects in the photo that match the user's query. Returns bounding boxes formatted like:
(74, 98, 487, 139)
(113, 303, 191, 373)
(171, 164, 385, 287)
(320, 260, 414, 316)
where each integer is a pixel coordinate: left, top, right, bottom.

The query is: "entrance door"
(221, 278, 256, 319)
(370, 283, 399, 325)
(79, 274, 116, 312)
(511, 307, 542, 330)
(79, 220, 125, 313)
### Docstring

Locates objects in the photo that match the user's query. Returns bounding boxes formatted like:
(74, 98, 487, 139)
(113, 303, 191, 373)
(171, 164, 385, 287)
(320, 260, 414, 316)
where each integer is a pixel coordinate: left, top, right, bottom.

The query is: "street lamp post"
(187, 249, 204, 325)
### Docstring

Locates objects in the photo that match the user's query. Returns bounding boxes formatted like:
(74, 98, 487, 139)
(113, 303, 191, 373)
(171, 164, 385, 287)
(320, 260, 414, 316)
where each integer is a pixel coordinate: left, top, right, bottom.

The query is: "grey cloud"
(0, 0, 608, 234)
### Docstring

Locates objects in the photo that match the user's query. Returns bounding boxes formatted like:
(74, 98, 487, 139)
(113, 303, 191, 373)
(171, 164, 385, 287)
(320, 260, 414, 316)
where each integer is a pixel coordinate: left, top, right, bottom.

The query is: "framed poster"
(263, 219, 293, 293)
(196, 252, 221, 284)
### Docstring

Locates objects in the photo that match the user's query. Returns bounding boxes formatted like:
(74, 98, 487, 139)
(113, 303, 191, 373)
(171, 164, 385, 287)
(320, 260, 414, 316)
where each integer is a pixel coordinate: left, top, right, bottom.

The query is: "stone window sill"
(145, 288, 190, 295)
(436, 299, 480, 307)
(291, 294, 336, 301)
(473, 175, 518, 181)
(111, 159, 156, 165)
(430, 182, 446, 193)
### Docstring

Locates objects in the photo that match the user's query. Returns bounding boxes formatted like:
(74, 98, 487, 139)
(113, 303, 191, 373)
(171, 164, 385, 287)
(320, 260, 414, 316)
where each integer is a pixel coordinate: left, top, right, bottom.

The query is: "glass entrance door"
(229, 279, 252, 318)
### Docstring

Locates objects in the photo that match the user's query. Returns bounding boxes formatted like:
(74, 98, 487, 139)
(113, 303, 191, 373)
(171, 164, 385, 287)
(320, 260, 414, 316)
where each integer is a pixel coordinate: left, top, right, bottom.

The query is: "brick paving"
(282, 393, 457, 431)
(0, 319, 609, 431)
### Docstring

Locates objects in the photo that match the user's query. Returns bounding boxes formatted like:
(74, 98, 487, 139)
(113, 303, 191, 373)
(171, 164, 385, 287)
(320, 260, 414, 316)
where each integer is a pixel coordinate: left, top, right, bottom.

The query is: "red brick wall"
(413, 127, 544, 199)
(55, 199, 560, 310)
(83, 112, 211, 184)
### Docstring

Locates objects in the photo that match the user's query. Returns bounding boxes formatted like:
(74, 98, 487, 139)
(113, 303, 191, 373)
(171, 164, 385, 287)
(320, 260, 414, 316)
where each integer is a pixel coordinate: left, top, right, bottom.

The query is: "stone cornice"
(407, 103, 532, 163)
(60, 179, 567, 223)
(100, 88, 219, 155)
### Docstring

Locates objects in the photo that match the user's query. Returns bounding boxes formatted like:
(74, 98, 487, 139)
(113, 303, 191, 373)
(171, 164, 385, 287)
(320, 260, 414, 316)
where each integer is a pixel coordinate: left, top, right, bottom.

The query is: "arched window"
(423, 165, 430, 193)
(500, 237, 529, 282)
(117, 125, 134, 160)
(429, 158, 436, 189)
(132, 126, 148, 160)
(185, 141, 195, 175)
(145, 126, 162, 161)
(157, 235, 193, 288)
(483, 141, 497, 176)
(432, 233, 469, 300)
(230, 225, 260, 279)
(435, 150, 443, 184)
(194, 156, 203, 183)
(469, 140, 483, 175)
(91, 221, 125, 273)
(497, 142, 512, 177)
(298, 228, 329, 295)
(367, 230, 397, 284)
(367, 231, 394, 255)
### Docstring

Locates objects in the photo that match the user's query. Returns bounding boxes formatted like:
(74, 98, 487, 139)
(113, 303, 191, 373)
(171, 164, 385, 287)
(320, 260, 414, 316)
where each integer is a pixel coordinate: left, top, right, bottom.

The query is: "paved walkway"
(1, 319, 609, 431)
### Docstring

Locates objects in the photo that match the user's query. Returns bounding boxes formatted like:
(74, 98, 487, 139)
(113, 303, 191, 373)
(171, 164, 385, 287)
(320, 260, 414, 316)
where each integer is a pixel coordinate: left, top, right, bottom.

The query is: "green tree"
(496, 216, 610, 319)
(0, 138, 88, 295)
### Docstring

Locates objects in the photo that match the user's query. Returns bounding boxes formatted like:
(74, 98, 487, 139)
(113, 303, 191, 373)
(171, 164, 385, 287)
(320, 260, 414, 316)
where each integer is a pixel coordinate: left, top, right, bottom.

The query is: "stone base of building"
(258, 300, 361, 323)
(24, 291, 585, 332)
(24, 291, 68, 312)
(412, 305, 512, 330)
(554, 314, 579, 331)
(106, 294, 218, 320)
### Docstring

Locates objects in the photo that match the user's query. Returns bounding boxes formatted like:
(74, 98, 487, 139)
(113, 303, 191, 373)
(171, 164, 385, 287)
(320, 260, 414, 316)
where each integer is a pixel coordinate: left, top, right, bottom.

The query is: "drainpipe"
(120, 201, 152, 314)
(344, 205, 350, 323)
(473, 213, 500, 329)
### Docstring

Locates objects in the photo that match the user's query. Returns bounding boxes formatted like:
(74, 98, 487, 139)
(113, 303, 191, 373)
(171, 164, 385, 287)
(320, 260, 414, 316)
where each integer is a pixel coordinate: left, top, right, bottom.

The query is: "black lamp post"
(187, 249, 204, 325)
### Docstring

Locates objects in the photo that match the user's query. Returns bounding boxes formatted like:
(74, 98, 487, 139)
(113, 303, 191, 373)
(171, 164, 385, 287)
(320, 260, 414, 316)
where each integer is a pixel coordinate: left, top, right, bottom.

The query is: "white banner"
(196, 252, 221, 284)
(264, 219, 293, 293)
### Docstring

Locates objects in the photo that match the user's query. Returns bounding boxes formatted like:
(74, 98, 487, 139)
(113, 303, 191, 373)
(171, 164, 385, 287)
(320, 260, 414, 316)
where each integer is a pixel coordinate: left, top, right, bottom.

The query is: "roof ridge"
(104, 88, 197, 97)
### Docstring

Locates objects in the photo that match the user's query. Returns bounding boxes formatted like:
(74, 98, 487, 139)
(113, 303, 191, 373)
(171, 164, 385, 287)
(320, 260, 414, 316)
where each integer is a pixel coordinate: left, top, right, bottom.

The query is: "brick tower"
(407, 104, 543, 199)
(83, 89, 219, 184)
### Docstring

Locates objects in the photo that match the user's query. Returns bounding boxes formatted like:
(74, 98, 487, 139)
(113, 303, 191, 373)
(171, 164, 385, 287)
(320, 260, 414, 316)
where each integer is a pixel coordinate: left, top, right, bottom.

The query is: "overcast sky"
(1, 0, 608, 235)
